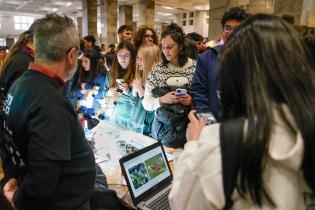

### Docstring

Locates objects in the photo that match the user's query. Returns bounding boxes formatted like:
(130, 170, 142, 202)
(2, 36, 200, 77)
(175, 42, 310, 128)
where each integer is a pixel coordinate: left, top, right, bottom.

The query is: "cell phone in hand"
(175, 88, 187, 96)
(116, 79, 124, 84)
(195, 111, 216, 125)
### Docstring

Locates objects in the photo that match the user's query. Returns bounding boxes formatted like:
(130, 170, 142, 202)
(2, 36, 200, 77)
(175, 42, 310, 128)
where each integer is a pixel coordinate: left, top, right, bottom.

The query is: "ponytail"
(0, 31, 32, 76)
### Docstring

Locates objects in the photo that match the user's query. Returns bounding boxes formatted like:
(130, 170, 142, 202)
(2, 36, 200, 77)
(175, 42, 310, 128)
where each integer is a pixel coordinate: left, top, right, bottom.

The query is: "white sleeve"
(142, 82, 161, 111)
(169, 124, 225, 210)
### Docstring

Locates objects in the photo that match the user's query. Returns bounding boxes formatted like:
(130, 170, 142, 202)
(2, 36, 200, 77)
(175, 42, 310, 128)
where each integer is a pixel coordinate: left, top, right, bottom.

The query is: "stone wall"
(208, 0, 314, 39)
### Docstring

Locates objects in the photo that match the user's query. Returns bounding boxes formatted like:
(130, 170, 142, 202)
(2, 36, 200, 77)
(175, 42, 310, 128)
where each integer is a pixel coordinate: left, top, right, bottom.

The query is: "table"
(91, 120, 177, 208)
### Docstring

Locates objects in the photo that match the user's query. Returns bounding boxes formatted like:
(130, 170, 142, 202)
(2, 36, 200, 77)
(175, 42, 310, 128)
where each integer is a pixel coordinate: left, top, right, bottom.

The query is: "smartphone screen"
(175, 88, 187, 96)
(116, 79, 124, 84)
(195, 112, 216, 125)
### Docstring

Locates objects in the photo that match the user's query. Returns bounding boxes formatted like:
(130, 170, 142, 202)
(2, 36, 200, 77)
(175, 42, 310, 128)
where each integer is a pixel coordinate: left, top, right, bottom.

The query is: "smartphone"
(195, 111, 216, 125)
(175, 88, 187, 96)
(116, 79, 124, 84)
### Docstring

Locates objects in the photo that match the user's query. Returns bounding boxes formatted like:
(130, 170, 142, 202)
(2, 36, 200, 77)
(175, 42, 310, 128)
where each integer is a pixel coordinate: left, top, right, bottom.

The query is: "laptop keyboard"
(146, 189, 171, 210)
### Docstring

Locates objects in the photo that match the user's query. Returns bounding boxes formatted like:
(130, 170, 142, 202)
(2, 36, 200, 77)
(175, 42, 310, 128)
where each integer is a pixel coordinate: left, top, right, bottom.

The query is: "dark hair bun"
(166, 23, 184, 36)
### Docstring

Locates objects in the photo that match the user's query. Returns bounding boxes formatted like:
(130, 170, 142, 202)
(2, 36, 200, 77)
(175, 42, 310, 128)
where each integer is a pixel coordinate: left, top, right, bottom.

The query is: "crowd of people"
(0, 6, 314, 210)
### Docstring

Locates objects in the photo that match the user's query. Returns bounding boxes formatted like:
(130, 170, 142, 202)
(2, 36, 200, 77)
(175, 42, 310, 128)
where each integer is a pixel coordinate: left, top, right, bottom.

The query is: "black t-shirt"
(0, 49, 34, 96)
(2, 69, 96, 210)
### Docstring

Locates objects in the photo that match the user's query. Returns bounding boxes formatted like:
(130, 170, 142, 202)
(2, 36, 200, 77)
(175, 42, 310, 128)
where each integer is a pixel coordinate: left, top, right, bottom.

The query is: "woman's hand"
(187, 110, 205, 141)
(132, 79, 144, 97)
(118, 82, 129, 95)
(3, 178, 18, 208)
(107, 87, 117, 96)
(159, 91, 179, 104)
(178, 94, 192, 106)
(81, 83, 86, 89)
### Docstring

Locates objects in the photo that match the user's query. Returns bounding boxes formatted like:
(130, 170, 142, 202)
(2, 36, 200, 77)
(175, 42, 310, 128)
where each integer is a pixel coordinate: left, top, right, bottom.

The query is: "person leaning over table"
(128, 43, 162, 136)
(1, 13, 96, 210)
(76, 51, 108, 118)
(107, 41, 136, 126)
(169, 14, 315, 210)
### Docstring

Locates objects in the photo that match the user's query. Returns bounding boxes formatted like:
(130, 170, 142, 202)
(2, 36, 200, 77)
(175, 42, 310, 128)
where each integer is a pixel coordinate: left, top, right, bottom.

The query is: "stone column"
(77, 17, 83, 38)
(100, 0, 107, 43)
(87, 0, 97, 36)
(274, 0, 313, 25)
(249, 0, 275, 14)
(308, 0, 315, 26)
(138, 0, 155, 28)
(81, 0, 88, 36)
(119, 5, 133, 26)
(100, 0, 118, 45)
(208, 0, 229, 40)
(195, 10, 209, 38)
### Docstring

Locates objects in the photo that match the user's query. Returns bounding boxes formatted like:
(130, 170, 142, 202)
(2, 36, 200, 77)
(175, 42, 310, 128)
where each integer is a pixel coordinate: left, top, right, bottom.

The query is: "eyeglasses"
(66, 46, 85, 59)
(78, 49, 85, 59)
(223, 24, 238, 32)
(144, 34, 154, 38)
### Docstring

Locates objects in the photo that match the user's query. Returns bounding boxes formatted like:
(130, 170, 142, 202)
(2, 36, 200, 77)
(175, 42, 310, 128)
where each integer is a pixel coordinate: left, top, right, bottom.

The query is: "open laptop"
(119, 142, 172, 210)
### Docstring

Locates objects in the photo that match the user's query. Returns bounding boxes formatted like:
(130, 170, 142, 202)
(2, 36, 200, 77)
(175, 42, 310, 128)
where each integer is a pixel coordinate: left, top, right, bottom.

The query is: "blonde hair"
(135, 44, 161, 82)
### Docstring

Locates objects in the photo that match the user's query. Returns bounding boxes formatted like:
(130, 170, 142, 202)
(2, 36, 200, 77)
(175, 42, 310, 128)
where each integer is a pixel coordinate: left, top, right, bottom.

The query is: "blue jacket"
(191, 48, 222, 120)
(128, 94, 154, 136)
(114, 92, 132, 127)
(76, 73, 108, 117)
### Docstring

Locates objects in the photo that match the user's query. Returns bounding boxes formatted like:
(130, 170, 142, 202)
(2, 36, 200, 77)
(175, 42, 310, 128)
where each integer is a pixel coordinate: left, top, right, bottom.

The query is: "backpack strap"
(220, 117, 245, 210)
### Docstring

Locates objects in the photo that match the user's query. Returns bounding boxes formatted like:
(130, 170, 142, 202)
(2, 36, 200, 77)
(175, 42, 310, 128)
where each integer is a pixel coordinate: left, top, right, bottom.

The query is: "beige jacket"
(169, 106, 313, 210)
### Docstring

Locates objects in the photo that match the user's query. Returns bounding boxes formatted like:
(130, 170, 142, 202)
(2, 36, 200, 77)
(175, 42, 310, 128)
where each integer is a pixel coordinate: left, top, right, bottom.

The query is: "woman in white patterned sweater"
(142, 23, 196, 148)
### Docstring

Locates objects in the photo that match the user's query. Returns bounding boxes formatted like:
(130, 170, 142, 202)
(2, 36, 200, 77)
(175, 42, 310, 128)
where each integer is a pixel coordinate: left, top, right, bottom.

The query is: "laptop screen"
(121, 143, 172, 199)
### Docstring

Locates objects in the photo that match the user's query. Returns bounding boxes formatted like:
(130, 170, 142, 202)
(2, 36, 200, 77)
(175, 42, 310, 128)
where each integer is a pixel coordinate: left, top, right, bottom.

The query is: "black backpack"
(220, 117, 245, 210)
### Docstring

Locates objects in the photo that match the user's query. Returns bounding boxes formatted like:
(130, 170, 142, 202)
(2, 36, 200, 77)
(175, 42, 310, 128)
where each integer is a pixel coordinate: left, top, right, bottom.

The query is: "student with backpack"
(169, 14, 315, 210)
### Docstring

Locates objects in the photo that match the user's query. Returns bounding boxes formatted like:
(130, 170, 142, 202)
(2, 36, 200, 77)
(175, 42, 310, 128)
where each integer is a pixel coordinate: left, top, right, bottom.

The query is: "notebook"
(119, 142, 172, 210)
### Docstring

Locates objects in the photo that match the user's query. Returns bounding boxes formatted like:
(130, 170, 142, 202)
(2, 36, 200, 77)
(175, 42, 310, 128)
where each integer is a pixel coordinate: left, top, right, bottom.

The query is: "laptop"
(119, 142, 172, 210)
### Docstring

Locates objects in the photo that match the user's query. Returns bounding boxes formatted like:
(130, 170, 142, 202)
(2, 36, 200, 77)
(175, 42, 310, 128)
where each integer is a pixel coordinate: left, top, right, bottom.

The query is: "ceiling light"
(156, 12, 173, 16)
(52, 1, 72, 6)
(5, 1, 21, 5)
(161, 6, 176, 10)
(39, 6, 58, 11)
(193, 5, 209, 10)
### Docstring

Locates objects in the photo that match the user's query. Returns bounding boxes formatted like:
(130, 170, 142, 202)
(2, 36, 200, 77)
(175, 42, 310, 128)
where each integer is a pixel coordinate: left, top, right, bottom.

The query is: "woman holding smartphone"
(142, 23, 196, 148)
(169, 14, 315, 210)
(107, 41, 136, 126)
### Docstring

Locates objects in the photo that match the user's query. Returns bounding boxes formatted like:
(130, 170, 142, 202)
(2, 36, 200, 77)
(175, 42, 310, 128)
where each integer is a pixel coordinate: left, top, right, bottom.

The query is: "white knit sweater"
(142, 58, 196, 111)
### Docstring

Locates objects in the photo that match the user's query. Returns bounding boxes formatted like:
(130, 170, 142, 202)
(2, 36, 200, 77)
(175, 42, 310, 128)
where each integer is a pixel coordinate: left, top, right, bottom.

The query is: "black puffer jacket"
(151, 86, 190, 148)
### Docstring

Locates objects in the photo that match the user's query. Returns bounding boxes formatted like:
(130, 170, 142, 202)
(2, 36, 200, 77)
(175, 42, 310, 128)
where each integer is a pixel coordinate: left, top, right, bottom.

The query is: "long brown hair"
(0, 19, 39, 76)
(109, 41, 136, 87)
(133, 26, 158, 50)
(135, 44, 161, 83)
